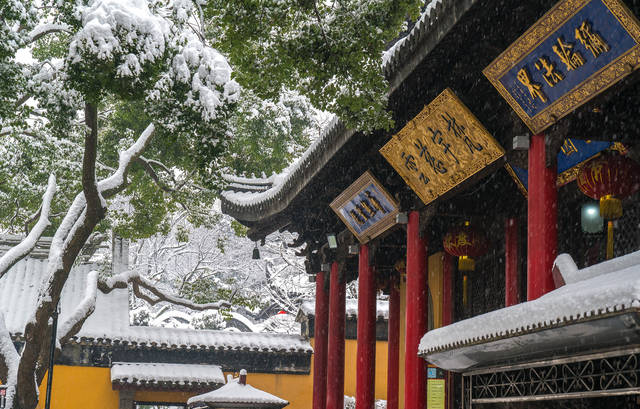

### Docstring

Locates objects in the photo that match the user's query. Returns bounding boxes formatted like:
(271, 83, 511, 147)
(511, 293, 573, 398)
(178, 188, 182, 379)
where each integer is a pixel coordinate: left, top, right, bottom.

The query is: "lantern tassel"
(600, 195, 622, 220)
(458, 255, 475, 271)
(607, 221, 614, 260)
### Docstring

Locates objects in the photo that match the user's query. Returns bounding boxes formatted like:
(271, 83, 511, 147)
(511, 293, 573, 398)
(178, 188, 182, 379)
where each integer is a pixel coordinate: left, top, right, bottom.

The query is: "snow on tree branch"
(28, 23, 71, 44)
(68, 0, 169, 77)
(14, 124, 156, 409)
(100, 270, 231, 311)
(0, 313, 19, 407)
(57, 271, 98, 345)
(99, 123, 156, 197)
(0, 174, 56, 279)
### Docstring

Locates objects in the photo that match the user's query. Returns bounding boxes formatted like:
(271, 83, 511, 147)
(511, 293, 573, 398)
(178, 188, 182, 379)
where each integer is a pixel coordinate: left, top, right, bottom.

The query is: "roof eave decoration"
(220, 0, 477, 225)
(419, 250, 640, 372)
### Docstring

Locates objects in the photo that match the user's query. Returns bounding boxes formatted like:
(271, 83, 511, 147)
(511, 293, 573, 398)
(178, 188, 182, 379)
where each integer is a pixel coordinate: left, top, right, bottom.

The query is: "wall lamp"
(327, 233, 338, 249)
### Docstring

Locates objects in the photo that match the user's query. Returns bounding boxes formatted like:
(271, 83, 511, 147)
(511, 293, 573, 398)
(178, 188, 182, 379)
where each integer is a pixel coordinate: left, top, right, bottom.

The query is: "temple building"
(221, 1, 640, 409)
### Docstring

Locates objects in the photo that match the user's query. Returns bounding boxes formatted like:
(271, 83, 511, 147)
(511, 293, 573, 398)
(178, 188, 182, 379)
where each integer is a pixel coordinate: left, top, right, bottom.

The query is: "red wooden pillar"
(387, 278, 400, 409)
(405, 211, 428, 409)
(326, 262, 346, 409)
(313, 270, 329, 409)
(505, 218, 520, 307)
(356, 244, 376, 409)
(528, 133, 558, 301)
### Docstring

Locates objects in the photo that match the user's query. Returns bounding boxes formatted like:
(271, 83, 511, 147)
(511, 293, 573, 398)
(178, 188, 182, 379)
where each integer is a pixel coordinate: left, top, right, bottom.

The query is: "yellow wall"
(37, 366, 118, 409)
(342, 339, 389, 400)
(36, 365, 315, 409)
(428, 252, 444, 330)
(36, 339, 387, 409)
(36, 296, 410, 409)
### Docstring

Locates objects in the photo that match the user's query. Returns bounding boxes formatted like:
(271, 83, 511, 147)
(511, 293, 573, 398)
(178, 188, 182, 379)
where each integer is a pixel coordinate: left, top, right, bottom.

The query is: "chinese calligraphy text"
(380, 88, 505, 206)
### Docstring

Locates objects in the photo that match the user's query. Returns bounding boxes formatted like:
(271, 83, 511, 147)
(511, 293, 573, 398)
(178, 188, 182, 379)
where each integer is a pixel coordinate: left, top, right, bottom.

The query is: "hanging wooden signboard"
(330, 171, 399, 244)
(380, 88, 505, 206)
(484, 0, 640, 134)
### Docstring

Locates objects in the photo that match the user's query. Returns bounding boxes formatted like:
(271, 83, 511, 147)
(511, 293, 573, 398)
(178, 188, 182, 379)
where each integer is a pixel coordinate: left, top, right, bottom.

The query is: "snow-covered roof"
(221, 0, 471, 226)
(419, 250, 640, 366)
(73, 323, 312, 353)
(1, 257, 312, 354)
(111, 362, 225, 390)
(299, 299, 389, 321)
(0, 258, 103, 335)
(188, 373, 288, 409)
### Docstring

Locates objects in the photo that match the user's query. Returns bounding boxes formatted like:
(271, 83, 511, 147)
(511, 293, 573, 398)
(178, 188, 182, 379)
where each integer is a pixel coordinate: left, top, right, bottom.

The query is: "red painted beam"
(528, 133, 558, 301)
(405, 211, 428, 409)
(387, 278, 400, 409)
(313, 271, 329, 409)
(326, 262, 346, 409)
(505, 218, 520, 306)
(356, 245, 376, 409)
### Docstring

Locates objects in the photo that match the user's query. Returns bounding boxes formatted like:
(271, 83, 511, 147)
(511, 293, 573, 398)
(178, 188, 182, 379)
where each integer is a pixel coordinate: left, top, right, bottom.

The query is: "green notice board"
(427, 378, 445, 409)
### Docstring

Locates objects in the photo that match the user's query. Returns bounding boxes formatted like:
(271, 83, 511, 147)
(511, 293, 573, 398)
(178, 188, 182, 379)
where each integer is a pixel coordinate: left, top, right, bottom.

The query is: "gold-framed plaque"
(483, 0, 640, 134)
(330, 171, 399, 244)
(380, 88, 505, 206)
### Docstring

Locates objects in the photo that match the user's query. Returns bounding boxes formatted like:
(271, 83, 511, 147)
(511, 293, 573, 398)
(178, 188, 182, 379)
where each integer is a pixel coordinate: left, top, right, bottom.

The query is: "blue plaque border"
(330, 171, 400, 244)
(483, 0, 640, 134)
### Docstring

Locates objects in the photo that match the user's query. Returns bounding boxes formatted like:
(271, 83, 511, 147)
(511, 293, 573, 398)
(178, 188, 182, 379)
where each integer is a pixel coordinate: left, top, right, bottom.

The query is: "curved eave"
(220, 0, 476, 226)
(420, 308, 640, 372)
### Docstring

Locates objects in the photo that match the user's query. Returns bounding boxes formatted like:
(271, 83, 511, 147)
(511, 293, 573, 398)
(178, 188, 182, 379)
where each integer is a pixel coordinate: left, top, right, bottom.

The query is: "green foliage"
(32, 33, 70, 60)
(231, 220, 248, 237)
(205, 0, 422, 132)
(223, 90, 316, 176)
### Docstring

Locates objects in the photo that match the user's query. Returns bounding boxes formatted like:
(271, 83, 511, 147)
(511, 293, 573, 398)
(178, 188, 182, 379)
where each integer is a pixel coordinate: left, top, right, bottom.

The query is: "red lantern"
(577, 153, 640, 220)
(443, 222, 488, 272)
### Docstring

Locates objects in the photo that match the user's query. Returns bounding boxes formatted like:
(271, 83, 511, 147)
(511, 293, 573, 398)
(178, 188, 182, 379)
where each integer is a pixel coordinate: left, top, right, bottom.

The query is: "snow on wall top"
(221, 0, 466, 224)
(74, 322, 313, 353)
(419, 251, 640, 356)
(1, 257, 312, 354)
(187, 375, 289, 407)
(111, 362, 225, 387)
(299, 299, 389, 320)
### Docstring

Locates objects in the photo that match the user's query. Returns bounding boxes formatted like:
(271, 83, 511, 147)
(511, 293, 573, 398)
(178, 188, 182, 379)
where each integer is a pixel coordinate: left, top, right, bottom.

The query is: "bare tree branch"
(15, 123, 155, 409)
(0, 174, 56, 279)
(99, 271, 230, 311)
(28, 23, 70, 44)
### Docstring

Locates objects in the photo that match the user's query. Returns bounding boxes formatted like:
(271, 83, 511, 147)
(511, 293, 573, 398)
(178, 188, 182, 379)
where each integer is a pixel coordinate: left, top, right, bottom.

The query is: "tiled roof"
(0, 258, 99, 335)
(111, 362, 225, 390)
(419, 251, 640, 367)
(1, 256, 312, 354)
(220, 0, 476, 226)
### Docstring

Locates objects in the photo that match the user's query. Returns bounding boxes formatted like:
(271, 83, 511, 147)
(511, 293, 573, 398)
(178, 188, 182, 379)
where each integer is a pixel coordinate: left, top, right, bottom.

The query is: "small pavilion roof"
(188, 372, 289, 409)
(111, 362, 225, 391)
(419, 250, 640, 371)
